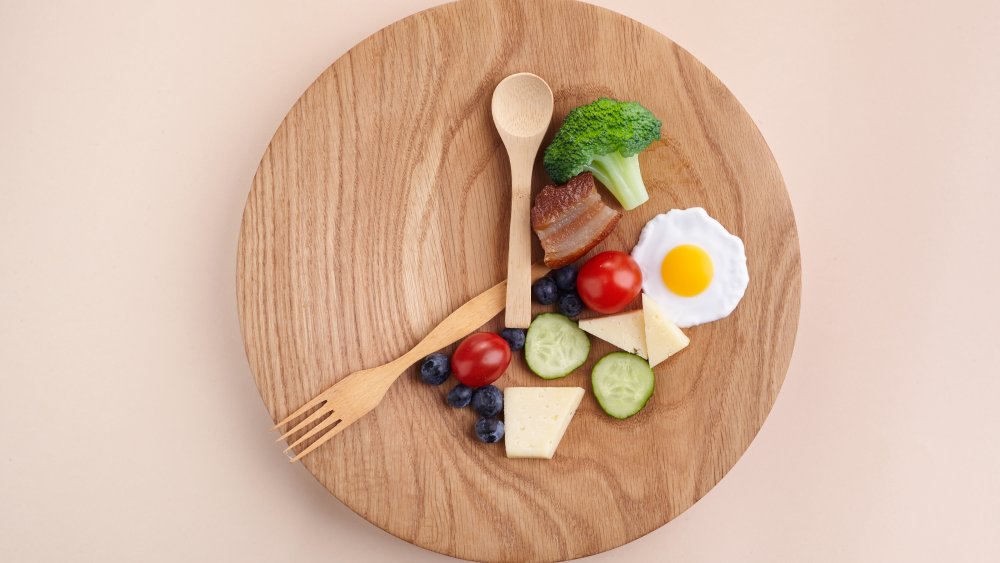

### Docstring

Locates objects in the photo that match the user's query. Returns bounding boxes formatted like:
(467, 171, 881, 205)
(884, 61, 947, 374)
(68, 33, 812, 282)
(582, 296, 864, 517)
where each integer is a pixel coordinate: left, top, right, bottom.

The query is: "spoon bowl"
(493, 73, 555, 140)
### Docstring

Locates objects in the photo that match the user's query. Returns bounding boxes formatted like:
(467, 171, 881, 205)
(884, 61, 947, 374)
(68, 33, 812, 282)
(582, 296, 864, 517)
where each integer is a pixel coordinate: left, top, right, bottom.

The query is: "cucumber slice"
(525, 313, 591, 379)
(591, 352, 654, 419)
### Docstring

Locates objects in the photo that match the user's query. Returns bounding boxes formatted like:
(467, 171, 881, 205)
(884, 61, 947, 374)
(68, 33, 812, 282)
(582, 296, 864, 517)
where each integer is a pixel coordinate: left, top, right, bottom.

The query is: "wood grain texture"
(236, 0, 801, 561)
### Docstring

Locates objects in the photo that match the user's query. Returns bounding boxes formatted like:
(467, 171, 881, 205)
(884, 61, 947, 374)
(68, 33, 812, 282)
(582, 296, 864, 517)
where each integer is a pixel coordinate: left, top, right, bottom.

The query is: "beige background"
(2, 0, 998, 561)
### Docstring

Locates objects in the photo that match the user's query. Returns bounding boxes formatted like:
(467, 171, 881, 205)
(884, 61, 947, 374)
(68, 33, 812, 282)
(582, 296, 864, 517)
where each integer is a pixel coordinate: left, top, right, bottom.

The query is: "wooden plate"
(237, 0, 800, 561)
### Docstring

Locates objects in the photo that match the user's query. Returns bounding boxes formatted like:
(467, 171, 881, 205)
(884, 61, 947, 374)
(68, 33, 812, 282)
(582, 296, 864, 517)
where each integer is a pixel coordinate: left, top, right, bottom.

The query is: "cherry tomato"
(576, 251, 643, 314)
(450, 333, 511, 388)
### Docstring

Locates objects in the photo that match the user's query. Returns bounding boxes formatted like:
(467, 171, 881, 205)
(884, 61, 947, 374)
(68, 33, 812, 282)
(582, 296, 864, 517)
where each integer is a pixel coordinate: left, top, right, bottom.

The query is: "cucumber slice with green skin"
(524, 313, 591, 379)
(591, 352, 654, 419)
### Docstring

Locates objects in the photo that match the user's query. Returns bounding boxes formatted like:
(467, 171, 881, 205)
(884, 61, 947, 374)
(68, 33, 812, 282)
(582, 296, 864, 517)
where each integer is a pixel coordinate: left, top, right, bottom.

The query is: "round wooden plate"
(237, 0, 800, 561)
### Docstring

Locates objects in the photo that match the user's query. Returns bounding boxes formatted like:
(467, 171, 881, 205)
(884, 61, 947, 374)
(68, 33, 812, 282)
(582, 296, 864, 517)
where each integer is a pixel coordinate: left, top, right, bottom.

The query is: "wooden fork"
(274, 264, 550, 462)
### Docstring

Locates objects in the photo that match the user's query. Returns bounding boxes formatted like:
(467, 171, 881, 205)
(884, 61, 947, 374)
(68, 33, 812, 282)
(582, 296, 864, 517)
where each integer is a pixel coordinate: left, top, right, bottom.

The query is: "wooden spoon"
(492, 72, 553, 328)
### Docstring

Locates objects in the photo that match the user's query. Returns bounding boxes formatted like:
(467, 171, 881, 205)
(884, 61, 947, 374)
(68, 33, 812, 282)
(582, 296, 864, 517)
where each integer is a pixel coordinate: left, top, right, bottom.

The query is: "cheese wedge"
(577, 310, 647, 358)
(504, 387, 584, 459)
(642, 293, 689, 367)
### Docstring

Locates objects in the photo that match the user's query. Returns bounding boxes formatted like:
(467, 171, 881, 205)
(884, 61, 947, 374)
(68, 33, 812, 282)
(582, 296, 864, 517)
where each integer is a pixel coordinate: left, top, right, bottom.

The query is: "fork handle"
(400, 263, 550, 366)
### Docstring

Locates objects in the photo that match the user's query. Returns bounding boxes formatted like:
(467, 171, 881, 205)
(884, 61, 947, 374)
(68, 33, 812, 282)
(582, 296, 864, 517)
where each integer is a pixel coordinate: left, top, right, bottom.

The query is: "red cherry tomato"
(450, 333, 511, 388)
(576, 251, 643, 314)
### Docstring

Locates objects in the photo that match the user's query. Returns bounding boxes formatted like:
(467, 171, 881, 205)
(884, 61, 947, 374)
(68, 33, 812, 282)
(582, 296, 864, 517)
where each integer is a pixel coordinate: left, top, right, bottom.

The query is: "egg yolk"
(661, 244, 713, 297)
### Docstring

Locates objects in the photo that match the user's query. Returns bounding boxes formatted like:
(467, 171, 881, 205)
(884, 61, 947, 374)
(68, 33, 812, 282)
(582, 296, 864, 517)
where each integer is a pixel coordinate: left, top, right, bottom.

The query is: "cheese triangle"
(642, 293, 689, 367)
(504, 387, 584, 459)
(578, 310, 647, 358)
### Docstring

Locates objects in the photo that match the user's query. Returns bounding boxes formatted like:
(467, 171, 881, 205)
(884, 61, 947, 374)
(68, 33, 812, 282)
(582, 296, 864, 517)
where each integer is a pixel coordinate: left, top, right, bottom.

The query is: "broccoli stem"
(582, 152, 649, 210)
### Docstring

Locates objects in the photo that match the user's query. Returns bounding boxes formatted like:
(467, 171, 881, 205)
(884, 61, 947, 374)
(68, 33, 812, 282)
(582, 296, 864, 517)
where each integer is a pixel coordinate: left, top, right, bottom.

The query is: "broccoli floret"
(542, 98, 662, 210)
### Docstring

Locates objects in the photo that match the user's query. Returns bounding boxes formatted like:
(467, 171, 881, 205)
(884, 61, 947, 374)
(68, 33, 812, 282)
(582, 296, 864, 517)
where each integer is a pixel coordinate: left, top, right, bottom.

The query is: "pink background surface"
(2, 1, 999, 561)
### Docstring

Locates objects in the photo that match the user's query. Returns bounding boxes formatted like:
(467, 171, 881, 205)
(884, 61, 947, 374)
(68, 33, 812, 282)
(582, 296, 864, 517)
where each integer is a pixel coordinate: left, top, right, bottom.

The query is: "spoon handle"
(505, 157, 535, 328)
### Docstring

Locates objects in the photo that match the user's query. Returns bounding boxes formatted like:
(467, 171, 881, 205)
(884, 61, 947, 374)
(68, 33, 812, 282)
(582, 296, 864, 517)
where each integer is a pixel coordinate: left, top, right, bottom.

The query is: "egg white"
(630, 208, 749, 328)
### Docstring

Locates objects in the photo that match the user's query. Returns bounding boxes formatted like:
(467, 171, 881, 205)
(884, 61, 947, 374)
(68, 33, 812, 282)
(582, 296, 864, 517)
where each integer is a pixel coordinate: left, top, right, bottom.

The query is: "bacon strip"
(531, 173, 622, 268)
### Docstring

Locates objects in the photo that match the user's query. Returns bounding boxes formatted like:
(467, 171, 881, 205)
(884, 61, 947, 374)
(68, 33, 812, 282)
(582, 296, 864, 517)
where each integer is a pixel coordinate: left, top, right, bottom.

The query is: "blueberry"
(500, 328, 526, 352)
(474, 417, 505, 443)
(551, 266, 578, 293)
(531, 277, 558, 305)
(471, 385, 503, 417)
(558, 292, 584, 318)
(446, 384, 473, 408)
(419, 353, 450, 385)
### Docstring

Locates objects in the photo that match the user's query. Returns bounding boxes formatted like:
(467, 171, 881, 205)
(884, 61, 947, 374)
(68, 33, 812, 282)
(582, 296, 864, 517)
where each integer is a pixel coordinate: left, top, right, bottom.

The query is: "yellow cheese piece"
(504, 387, 585, 459)
(642, 293, 690, 367)
(577, 310, 647, 358)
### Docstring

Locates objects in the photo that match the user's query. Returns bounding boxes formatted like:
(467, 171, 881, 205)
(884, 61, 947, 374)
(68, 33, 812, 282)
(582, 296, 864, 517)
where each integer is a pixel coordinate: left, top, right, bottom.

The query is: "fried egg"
(630, 208, 748, 328)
